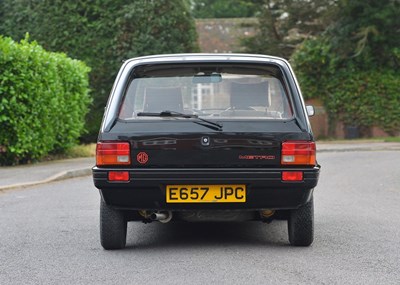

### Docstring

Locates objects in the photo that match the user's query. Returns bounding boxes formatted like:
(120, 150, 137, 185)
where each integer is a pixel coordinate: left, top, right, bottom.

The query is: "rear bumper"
(92, 166, 320, 210)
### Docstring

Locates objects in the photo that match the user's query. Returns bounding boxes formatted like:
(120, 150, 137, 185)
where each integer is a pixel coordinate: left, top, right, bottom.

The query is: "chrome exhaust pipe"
(260, 209, 275, 218)
(150, 211, 173, 223)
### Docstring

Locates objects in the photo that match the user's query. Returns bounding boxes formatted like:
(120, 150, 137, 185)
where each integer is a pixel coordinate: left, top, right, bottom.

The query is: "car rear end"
(92, 54, 320, 249)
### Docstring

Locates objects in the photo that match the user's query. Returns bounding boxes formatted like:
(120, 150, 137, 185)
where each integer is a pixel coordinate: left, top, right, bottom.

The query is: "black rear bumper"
(92, 166, 320, 210)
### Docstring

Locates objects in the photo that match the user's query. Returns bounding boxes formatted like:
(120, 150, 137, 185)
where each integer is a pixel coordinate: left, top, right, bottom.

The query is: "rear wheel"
(288, 196, 314, 246)
(100, 199, 127, 250)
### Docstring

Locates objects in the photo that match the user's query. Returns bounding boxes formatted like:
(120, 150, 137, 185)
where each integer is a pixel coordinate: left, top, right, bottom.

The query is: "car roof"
(123, 53, 290, 68)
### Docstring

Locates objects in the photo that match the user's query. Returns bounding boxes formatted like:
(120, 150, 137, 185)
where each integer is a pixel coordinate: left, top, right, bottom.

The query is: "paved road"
(1, 151, 400, 284)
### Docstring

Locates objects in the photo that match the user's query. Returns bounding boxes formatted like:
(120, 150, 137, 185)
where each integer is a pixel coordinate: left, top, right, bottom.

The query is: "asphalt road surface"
(1, 151, 400, 284)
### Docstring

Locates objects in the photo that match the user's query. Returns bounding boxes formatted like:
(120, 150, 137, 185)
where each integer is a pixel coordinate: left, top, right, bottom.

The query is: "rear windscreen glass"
(119, 64, 293, 120)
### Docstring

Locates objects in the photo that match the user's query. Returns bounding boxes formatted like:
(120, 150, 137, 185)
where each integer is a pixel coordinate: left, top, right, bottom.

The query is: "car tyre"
(100, 199, 127, 250)
(288, 196, 314, 246)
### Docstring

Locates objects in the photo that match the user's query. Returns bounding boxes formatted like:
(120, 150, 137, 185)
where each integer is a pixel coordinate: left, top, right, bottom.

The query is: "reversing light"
(282, 171, 303, 181)
(108, 171, 130, 182)
(96, 142, 131, 166)
(281, 141, 316, 166)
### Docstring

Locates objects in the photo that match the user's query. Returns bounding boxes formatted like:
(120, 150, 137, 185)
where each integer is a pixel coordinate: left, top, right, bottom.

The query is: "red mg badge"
(137, 152, 149, 164)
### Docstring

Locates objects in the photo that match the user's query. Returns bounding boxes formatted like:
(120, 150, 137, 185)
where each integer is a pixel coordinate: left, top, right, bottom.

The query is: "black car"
(93, 53, 320, 249)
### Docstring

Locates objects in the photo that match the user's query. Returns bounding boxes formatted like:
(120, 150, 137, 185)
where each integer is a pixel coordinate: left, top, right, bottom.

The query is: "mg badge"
(201, 136, 210, 146)
(137, 152, 149, 164)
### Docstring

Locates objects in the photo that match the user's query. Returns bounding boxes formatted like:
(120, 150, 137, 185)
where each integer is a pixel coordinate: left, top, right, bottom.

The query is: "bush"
(329, 70, 400, 135)
(0, 0, 199, 142)
(291, 0, 400, 137)
(292, 38, 400, 136)
(0, 35, 91, 165)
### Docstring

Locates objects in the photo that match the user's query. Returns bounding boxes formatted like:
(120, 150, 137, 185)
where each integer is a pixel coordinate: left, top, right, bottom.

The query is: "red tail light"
(281, 141, 316, 166)
(282, 171, 303, 181)
(108, 171, 130, 182)
(96, 142, 131, 166)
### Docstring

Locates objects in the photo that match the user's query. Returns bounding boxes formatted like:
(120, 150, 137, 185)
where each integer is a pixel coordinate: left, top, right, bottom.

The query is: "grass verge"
(318, 137, 400, 144)
(383, 137, 400, 143)
(40, 144, 96, 162)
(65, 144, 96, 158)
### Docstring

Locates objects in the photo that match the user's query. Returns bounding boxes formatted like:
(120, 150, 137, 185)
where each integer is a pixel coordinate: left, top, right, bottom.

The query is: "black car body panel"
(101, 120, 310, 168)
(93, 53, 320, 223)
(94, 166, 318, 210)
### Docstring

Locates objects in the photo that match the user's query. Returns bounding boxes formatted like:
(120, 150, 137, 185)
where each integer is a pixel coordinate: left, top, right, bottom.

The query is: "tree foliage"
(191, 0, 261, 18)
(325, 0, 400, 69)
(242, 0, 338, 58)
(116, 1, 199, 59)
(0, 0, 199, 141)
(292, 0, 400, 136)
(0, 36, 91, 165)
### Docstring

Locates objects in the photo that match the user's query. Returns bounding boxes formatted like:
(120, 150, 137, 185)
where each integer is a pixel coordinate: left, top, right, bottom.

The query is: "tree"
(325, 0, 400, 69)
(115, 1, 199, 59)
(0, 0, 199, 141)
(292, 0, 400, 137)
(242, 0, 338, 58)
(191, 0, 262, 18)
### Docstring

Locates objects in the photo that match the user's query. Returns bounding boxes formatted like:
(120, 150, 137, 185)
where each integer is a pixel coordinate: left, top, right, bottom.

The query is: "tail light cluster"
(96, 142, 131, 166)
(281, 141, 316, 166)
(281, 141, 316, 182)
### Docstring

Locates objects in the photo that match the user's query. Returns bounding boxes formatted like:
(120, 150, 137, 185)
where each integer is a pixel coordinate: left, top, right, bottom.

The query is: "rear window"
(119, 64, 293, 120)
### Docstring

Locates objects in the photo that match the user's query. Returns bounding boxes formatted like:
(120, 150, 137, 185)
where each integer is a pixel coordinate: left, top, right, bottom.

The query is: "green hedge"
(331, 71, 399, 134)
(0, 36, 91, 165)
(292, 38, 400, 136)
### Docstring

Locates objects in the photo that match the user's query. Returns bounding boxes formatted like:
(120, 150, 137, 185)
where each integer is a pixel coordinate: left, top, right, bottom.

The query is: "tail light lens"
(96, 142, 131, 166)
(108, 171, 130, 182)
(281, 141, 316, 166)
(282, 171, 303, 181)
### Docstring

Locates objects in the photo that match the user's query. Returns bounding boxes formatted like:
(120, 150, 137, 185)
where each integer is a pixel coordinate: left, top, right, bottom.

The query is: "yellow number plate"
(166, 185, 246, 203)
